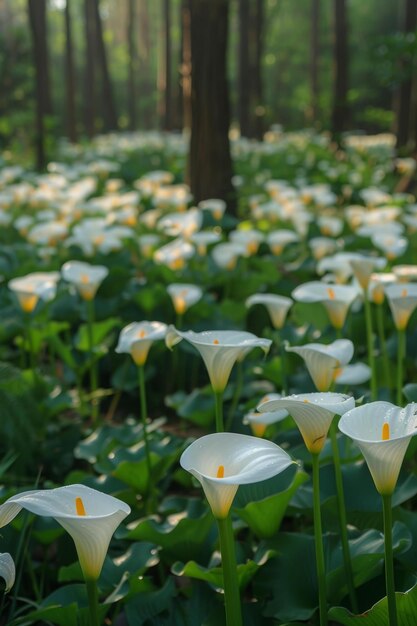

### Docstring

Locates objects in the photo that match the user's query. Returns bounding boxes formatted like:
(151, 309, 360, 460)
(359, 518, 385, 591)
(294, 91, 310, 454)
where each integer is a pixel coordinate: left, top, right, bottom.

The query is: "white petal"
(0, 553, 15, 592)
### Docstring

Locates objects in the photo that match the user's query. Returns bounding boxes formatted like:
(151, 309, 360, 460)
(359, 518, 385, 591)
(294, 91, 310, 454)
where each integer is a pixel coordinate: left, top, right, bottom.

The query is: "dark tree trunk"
(138, 0, 152, 128)
(127, 0, 137, 130)
(238, 0, 264, 139)
(396, 0, 417, 150)
(238, 0, 250, 137)
(64, 0, 77, 143)
(331, 0, 349, 137)
(180, 0, 192, 131)
(84, 0, 96, 137)
(92, 0, 118, 131)
(28, 0, 52, 169)
(163, 0, 172, 130)
(187, 0, 235, 212)
(309, 0, 320, 124)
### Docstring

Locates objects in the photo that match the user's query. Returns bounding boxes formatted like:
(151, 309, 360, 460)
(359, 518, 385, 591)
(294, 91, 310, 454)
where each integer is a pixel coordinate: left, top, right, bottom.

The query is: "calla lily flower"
(385, 283, 417, 330)
(266, 229, 299, 255)
(286, 339, 354, 392)
(245, 293, 293, 329)
(229, 229, 264, 256)
(0, 553, 15, 592)
(167, 283, 203, 316)
(292, 281, 359, 329)
(116, 321, 167, 366)
(0, 485, 130, 580)
(180, 432, 294, 519)
(258, 392, 355, 454)
(165, 327, 271, 393)
(348, 254, 386, 290)
(61, 260, 108, 301)
(338, 401, 417, 495)
(9, 271, 60, 313)
(212, 242, 246, 270)
(334, 362, 371, 386)
(244, 392, 288, 437)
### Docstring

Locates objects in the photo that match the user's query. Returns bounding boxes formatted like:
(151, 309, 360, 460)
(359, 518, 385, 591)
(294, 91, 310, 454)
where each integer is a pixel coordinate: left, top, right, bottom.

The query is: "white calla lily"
(0, 553, 15, 592)
(180, 432, 294, 519)
(0, 485, 130, 580)
(292, 281, 359, 329)
(245, 293, 293, 329)
(165, 326, 271, 393)
(243, 393, 288, 437)
(286, 339, 354, 392)
(116, 321, 167, 366)
(338, 401, 417, 495)
(61, 260, 108, 301)
(385, 283, 417, 330)
(258, 392, 355, 454)
(334, 362, 371, 386)
(9, 271, 60, 313)
(348, 254, 386, 290)
(167, 283, 203, 316)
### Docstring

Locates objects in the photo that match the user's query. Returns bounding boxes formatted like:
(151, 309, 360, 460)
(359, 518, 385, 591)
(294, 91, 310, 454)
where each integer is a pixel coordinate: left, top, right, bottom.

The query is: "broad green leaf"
(233, 467, 309, 538)
(329, 582, 417, 625)
(125, 576, 177, 626)
(75, 317, 120, 351)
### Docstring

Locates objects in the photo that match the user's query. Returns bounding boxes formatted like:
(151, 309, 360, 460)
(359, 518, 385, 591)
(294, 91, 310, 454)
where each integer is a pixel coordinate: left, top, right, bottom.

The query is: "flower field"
(0, 129, 417, 625)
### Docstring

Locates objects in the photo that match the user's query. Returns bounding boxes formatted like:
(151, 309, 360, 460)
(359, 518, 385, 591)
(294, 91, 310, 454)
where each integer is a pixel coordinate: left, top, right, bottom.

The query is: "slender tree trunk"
(310, 0, 320, 124)
(187, 0, 235, 212)
(181, 0, 192, 132)
(127, 0, 137, 130)
(64, 0, 77, 143)
(163, 0, 172, 129)
(28, 0, 51, 169)
(92, 0, 118, 131)
(238, 0, 250, 137)
(331, 0, 349, 137)
(138, 0, 152, 128)
(396, 0, 417, 150)
(84, 0, 96, 137)
(252, 0, 264, 139)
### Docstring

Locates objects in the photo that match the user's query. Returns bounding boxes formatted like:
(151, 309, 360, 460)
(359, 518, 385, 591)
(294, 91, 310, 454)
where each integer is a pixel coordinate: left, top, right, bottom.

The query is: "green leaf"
(123, 498, 215, 563)
(329, 581, 417, 625)
(125, 577, 177, 626)
(233, 467, 309, 538)
(75, 317, 120, 351)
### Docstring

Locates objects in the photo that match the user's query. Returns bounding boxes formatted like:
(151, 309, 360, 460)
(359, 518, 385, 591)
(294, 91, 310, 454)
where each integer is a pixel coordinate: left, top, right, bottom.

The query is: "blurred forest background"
(0, 0, 416, 171)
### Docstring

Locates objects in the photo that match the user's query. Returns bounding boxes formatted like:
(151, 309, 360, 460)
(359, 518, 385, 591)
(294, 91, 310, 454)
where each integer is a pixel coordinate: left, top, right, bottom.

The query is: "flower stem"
(279, 336, 288, 395)
(311, 453, 328, 626)
(329, 422, 358, 613)
(226, 361, 243, 431)
(138, 365, 154, 508)
(25, 313, 35, 371)
(217, 515, 243, 626)
(382, 494, 398, 626)
(215, 390, 224, 432)
(86, 299, 99, 424)
(86, 578, 100, 626)
(376, 303, 391, 394)
(364, 291, 377, 400)
(396, 329, 405, 406)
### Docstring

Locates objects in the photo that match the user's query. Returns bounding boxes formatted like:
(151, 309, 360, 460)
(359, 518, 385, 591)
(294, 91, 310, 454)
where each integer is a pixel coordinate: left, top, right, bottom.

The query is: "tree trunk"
(28, 0, 52, 169)
(64, 0, 77, 143)
(187, 0, 235, 212)
(163, 0, 172, 130)
(180, 0, 192, 132)
(396, 0, 417, 150)
(238, 0, 264, 139)
(238, 0, 250, 137)
(84, 0, 96, 137)
(127, 0, 137, 130)
(138, 0, 152, 128)
(331, 0, 349, 137)
(309, 0, 320, 124)
(92, 0, 118, 131)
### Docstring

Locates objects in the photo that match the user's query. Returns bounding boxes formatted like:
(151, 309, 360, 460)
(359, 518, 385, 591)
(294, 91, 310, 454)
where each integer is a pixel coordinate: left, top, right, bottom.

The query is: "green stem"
(364, 291, 377, 400)
(226, 361, 243, 431)
(86, 578, 100, 626)
(215, 390, 224, 432)
(217, 516, 243, 626)
(397, 329, 406, 406)
(87, 299, 99, 424)
(25, 313, 35, 371)
(382, 494, 398, 626)
(278, 335, 288, 395)
(335, 327, 343, 340)
(376, 303, 391, 395)
(329, 422, 358, 613)
(138, 365, 154, 508)
(311, 453, 328, 626)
